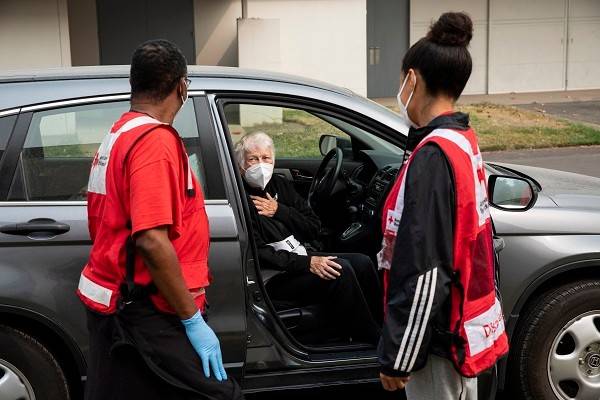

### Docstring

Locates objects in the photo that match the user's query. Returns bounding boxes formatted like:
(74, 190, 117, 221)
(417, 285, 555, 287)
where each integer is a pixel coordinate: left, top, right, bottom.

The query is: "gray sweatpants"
(405, 354, 477, 400)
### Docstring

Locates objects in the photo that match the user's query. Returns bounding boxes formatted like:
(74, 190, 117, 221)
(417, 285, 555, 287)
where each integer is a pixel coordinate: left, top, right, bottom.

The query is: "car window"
(19, 100, 208, 201)
(222, 104, 350, 159)
(0, 114, 17, 163)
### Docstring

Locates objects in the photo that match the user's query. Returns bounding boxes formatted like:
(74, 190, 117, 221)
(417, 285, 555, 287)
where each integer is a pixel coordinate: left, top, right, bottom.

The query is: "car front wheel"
(0, 325, 70, 400)
(508, 280, 600, 400)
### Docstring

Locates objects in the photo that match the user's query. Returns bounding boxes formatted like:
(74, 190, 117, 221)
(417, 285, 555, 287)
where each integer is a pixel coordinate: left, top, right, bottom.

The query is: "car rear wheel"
(0, 325, 70, 400)
(508, 280, 600, 400)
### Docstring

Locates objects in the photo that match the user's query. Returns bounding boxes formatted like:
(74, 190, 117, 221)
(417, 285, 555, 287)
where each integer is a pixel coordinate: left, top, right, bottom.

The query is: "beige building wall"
(243, 0, 368, 96)
(489, 0, 567, 93)
(0, 0, 71, 71)
(410, 0, 488, 95)
(566, 0, 600, 90)
(238, 19, 283, 126)
(67, 0, 100, 66)
(194, 0, 242, 66)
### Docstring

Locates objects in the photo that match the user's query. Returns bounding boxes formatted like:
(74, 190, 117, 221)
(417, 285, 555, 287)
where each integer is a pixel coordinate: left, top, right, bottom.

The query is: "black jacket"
(378, 113, 471, 377)
(245, 175, 321, 273)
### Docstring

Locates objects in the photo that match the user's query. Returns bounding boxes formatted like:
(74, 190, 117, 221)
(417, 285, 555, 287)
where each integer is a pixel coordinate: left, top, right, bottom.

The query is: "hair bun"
(427, 12, 473, 47)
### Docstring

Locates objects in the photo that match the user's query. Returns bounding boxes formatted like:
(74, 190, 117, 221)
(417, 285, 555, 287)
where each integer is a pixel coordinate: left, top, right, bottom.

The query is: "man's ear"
(176, 79, 184, 98)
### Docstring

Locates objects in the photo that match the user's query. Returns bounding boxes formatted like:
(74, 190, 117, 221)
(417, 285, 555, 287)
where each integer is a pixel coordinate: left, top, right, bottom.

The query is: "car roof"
(0, 65, 352, 94)
(0, 65, 407, 138)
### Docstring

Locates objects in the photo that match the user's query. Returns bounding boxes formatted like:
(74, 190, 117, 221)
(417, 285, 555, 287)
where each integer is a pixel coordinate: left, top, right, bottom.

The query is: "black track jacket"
(378, 113, 472, 377)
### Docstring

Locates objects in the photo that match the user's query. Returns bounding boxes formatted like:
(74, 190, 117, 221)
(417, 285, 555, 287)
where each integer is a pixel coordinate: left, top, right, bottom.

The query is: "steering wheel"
(308, 147, 343, 209)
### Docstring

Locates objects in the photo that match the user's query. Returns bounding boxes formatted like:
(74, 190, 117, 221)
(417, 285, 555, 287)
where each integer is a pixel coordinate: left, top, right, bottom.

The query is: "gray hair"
(234, 131, 275, 167)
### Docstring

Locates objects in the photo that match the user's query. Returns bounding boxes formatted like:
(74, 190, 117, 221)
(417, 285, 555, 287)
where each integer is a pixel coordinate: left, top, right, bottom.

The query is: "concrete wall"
(243, 0, 367, 96)
(238, 19, 283, 125)
(489, 0, 567, 93)
(566, 0, 600, 90)
(194, 0, 241, 66)
(410, 0, 488, 95)
(67, 0, 100, 66)
(0, 0, 71, 71)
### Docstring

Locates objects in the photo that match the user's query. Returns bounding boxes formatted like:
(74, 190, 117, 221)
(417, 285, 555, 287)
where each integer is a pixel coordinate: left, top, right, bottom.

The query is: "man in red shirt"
(78, 40, 243, 400)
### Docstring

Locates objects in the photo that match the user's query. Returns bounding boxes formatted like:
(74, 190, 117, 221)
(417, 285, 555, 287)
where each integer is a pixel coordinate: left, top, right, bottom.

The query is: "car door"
(219, 101, 360, 198)
(0, 93, 247, 381)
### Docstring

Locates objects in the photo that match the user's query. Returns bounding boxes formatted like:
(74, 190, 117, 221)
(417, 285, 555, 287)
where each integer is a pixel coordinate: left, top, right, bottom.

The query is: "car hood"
(488, 163, 600, 235)
(493, 163, 600, 210)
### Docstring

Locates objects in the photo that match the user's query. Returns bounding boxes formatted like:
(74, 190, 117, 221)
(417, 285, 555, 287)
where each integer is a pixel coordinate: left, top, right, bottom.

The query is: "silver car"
(0, 66, 598, 400)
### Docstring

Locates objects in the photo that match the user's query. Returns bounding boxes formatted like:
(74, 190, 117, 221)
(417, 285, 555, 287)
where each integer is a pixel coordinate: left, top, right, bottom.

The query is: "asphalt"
(484, 97, 600, 178)
(518, 101, 600, 126)
(483, 145, 600, 178)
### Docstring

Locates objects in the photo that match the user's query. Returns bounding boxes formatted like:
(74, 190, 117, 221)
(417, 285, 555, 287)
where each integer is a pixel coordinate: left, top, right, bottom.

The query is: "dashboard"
(337, 150, 402, 251)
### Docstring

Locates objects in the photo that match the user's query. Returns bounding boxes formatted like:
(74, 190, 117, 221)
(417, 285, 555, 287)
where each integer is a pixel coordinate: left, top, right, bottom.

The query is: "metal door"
(97, 0, 196, 64)
(367, 0, 410, 98)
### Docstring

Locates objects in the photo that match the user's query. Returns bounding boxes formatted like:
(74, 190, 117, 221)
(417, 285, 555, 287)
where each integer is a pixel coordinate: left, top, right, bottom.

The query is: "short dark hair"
(402, 12, 473, 100)
(130, 39, 187, 102)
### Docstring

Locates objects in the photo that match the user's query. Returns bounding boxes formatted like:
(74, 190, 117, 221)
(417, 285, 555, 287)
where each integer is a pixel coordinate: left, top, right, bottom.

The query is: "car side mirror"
(319, 135, 337, 156)
(488, 175, 537, 211)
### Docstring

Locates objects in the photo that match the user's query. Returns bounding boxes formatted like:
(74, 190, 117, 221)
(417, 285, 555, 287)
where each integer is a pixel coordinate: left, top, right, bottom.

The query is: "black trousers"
(265, 252, 382, 344)
(84, 299, 243, 400)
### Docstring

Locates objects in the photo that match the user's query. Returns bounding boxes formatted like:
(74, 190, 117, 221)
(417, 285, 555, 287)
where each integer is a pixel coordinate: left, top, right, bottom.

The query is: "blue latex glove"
(181, 310, 227, 381)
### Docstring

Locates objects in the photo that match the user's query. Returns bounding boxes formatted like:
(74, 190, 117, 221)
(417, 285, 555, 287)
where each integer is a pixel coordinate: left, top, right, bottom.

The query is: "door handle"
(291, 169, 313, 182)
(0, 218, 70, 236)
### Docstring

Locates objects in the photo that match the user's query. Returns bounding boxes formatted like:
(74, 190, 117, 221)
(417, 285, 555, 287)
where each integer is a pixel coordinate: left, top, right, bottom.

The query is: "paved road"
(247, 382, 403, 400)
(483, 145, 600, 178)
(519, 101, 600, 126)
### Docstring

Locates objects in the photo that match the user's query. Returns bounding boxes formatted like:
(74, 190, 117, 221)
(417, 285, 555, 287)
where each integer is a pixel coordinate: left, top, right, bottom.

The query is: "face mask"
(396, 72, 417, 131)
(244, 162, 274, 190)
(178, 78, 189, 114)
(179, 90, 188, 113)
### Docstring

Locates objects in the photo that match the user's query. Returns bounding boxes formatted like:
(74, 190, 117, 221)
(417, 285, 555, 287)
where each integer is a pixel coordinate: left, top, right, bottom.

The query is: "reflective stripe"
(78, 274, 113, 307)
(426, 129, 490, 226)
(88, 116, 163, 195)
(464, 296, 506, 356)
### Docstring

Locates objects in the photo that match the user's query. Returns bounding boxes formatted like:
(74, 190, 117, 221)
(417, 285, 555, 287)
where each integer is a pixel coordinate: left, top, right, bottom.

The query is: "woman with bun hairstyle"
(377, 12, 508, 399)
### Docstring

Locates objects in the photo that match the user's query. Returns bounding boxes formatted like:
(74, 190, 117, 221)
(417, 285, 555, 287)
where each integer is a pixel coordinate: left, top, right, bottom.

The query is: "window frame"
(210, 91, 403, 356)
(0, 92, 227, 203)
(0, 112, 19, 198)
(214, 93, 404, 161)
(220, 103, 354, 161)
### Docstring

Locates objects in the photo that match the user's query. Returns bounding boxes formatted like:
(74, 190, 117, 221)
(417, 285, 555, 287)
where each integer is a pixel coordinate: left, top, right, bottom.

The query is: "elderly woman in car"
(234, 131, 381, 344)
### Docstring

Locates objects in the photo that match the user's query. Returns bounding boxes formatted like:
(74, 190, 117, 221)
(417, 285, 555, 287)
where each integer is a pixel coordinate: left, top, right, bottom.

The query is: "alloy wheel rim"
(0, 359, 35, 400)
(547, 310, 600, 399)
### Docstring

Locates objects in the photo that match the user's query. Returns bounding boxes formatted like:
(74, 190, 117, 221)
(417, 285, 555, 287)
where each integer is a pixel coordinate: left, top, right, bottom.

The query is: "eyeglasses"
(183, 77, 191, 88)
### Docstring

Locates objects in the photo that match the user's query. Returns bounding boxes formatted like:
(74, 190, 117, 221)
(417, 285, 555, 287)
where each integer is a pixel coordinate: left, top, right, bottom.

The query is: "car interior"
(220, 101, 406, 350)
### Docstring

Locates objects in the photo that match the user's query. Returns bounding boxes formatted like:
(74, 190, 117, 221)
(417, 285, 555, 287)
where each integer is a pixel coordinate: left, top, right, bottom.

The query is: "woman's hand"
(380, 372, 410, 391)
(309, 256, 342, 280)
(251, 193, 278, 217)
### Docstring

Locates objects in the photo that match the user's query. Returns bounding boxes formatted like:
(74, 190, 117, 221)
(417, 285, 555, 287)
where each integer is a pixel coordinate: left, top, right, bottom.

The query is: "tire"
(0, 325, 70, 400)
(507, 280, 600, 400)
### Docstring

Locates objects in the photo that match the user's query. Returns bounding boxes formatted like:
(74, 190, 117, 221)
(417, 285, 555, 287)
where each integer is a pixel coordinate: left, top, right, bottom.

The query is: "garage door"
(567, 0, 600, 90)
(489, 0, 567, 93)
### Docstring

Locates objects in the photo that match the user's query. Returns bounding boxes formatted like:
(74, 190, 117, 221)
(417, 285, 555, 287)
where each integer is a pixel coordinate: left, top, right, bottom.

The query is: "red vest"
(379, 127, 509, 377)
(77, 114, 210, 314)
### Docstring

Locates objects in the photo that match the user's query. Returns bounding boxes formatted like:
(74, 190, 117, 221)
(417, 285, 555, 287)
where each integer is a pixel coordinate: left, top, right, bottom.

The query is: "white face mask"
(396, 71, 417, 131)
(179, 91, 188, 113)
(244, 162, 274, 190)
